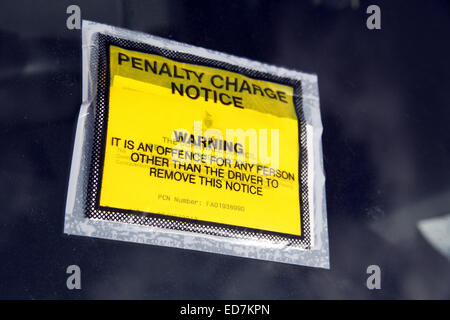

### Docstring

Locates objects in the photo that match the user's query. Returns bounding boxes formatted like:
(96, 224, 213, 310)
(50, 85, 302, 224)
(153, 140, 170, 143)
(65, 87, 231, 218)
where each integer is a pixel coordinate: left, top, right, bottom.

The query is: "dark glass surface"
(1, 0, 449, 299)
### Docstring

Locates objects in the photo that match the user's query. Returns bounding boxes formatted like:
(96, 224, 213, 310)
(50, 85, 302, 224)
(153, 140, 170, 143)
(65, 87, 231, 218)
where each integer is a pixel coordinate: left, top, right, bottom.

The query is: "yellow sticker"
(91, 44, 305, 239)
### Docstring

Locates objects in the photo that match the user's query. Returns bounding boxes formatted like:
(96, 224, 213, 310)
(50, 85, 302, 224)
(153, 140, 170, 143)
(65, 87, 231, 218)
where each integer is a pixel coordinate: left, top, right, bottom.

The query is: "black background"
(0, 0, 449, 299)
